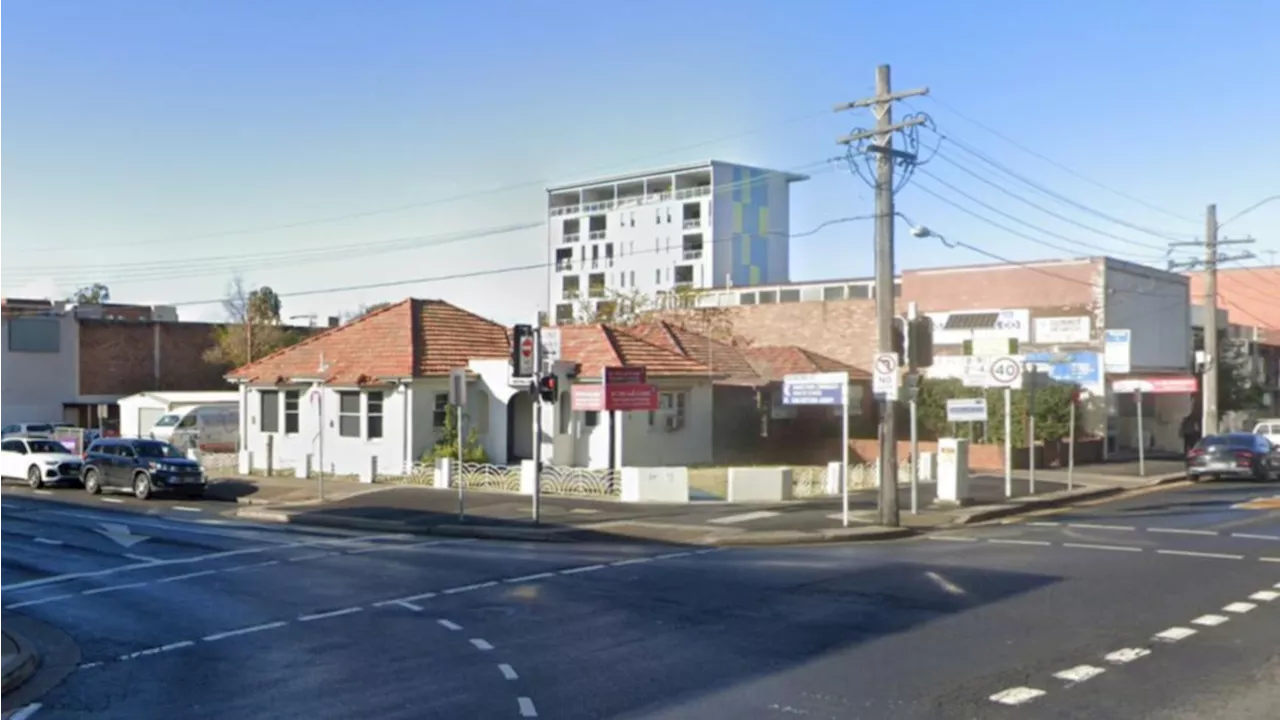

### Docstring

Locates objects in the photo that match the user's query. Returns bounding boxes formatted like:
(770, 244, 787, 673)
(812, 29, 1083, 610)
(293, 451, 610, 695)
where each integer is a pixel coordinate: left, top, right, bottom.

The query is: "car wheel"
(27, 465, 44, 489)
(84, 469, 101, 495)
(133, 472, 152, 500)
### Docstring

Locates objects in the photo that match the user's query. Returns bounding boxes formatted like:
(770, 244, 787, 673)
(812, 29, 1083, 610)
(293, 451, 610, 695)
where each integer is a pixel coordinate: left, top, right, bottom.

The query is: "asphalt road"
(3, 477, 1277, 719)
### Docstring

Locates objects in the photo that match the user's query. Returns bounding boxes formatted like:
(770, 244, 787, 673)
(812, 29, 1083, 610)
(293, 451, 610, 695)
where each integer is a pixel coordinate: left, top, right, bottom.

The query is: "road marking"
(1249, 590, 1279, 602)
(559, 564, 606, 575)
(401, 591, 438, 603)
(1192, 614, 1231, 627)
(1062, 542, 1143, 552)
(924, 571, 967, 596)
(387, 600, 423, 611)
(470, 638, 494, 651)
(1105, 648, 1150, 664)
(298, 607, 363, 622)
(1149, 527, 1218, 536)
(1026, 521, 1061, 527)
(202, 621, 288, 642)
(928, 535, 979, 542)
(8, 704, 43, 720)
(610, 557, 653, 567)
(1053, 665, 1105, 684)
(34, 490, 53, 496)
(654, 551, 693, 560)
(161, 640, 196, 652)
(442, 581, 498, 595)
(1, 502, 19, 510)
(989, 687, 1045, 705)
(518, 697, 538, 717)
(1223, 602, 1256, 614)
(100, 498, 123, 503)
(78, 662, 103, 670)
(33, 537, 64, 546)
(124, 554, 158, 563)
(505, 572, 556, 582)
(5, 594, 74, 609)
(988, 539, 1052, 546)
(157, 569, 219, 583)
(171, 506, 202, 513)
(1156, 549, 1243, 560)
(82, 581, 151, 596)
(498, 663, 518, 680)
(708, 511, 779, 525)
(1154, 627, 1197, 642)
(288, 552, 337, 562)
(437, 619, 462, 631)
(1264, 558, 1280, 563)
(1066, 523, 1135, 531)
(224, 560, 281, 572)
(1232, 533, 1280, 541)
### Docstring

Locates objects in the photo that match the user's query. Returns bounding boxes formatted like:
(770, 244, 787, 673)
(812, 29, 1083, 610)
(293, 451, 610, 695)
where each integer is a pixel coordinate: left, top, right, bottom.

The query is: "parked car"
(0, 437, 84, 488)
(1253, 418, 1280, 445)
(1, 422, 56, 438)
(82, 438, 207, 500)
(1186, 433, 1280, 482)
(149, 404, 238, 452)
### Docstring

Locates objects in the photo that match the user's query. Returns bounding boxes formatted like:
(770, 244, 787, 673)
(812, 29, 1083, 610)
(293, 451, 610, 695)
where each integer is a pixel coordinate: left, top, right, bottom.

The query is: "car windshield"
(26, 424, 53, 434)
(28, 439, 68, 454)
(134, 441, 185, 459)
(153, 414, 181, 427)
(1198, 435, 1255, 449)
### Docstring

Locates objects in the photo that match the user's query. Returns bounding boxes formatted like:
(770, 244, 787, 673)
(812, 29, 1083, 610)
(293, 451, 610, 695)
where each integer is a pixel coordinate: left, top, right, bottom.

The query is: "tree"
(343, 301, 394, 324)
(203, 275, 303, 368)
(70, 283, 110, 305)
(1218, 341, 1265, 412)
(422, 406, 489, 464)
(571, 287, 739, 343)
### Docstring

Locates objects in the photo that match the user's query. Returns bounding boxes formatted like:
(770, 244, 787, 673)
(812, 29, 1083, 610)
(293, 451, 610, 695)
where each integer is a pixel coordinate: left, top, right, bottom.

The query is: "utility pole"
(835, 65, 928, 527)
(1167, 204, 1254, 436)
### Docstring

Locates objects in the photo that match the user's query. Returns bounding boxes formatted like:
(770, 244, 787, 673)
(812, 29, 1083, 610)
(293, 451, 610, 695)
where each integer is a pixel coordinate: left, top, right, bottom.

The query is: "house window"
(649, 391, 687, 431)
(583, 411, 600, 427)
(284, 390, 300, 434)
(7, 318, 60, 353)
(260, 391, 279, 433)
(367, 391, 384, 439)
(433, 394, 448, 428)
(338, 392, 360, 437)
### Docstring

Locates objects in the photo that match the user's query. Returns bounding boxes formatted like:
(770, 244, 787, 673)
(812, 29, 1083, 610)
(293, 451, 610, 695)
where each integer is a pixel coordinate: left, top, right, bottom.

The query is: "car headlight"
(42, 459, 60, 466)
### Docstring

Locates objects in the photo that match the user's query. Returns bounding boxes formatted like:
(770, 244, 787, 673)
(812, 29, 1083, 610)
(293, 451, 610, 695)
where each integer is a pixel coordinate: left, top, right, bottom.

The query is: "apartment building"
(546, 160, 808, 324)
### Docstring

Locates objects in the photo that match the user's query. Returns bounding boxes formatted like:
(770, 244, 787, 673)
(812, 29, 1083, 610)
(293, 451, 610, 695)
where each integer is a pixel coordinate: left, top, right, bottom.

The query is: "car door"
(110, 445, 137, 487)
(0, 439, 25, 478)
(96, 444, 123, 487)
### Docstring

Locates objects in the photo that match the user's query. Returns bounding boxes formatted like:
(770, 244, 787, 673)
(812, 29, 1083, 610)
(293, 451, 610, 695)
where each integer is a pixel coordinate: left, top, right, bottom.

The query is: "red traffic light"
(537, 375, 559, 402)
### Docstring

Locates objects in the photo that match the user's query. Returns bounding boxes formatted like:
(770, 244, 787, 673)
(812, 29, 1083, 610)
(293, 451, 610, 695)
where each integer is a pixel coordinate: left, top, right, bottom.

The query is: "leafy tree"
(572, 287, 739, 343)
(912, 376, 1081, 448)
(1218, 342, 1265, 412)
(70, 283, 110, 305)
(203, 275, 303, 368)
(422, 406, 489, 464)
(344, 301, 394, 324)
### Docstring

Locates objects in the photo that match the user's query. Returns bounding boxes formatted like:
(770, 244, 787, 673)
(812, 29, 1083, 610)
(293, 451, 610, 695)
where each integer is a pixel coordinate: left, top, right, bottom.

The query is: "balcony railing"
(549, 187, 709, 217)
(682, 249, 703, 261)
(562, 232, 581, 244)
(587, 230, 606, 241)
(674, 186, 711, 200)
(588, 286, 606, 299)
(682, 218, 701, 230)
(561, 288, 580, 300)
(555, 259, 573, 272)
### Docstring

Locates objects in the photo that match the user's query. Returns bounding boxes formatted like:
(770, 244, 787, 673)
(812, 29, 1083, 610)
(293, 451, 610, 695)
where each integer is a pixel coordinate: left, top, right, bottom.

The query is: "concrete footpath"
(233, 467, 1188, 546)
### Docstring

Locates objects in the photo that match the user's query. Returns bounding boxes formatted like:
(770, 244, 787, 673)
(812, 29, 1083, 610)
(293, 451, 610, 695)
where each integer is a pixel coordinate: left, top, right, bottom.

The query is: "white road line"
(437, 619, 463, 631)
(708, 510, 780, 525)
(202, 621, 288, 642)
(288, 552, 337, 562)
(160, 640, 195, 652)
(505, 572, 555, 582)
(1223, 602, 1256, 614)
(1062, 542, 1143, 552)
(34, 490, 53, 496)
(1066, 523, 1135, 531)
(928, 535, 979, 543)
(655, 551, 693, 560)
(33, 537, 64, 546)
(1192, 614, 1230, 627)
(1, 502, 19, 510)
(1105, 648, 1151, 664)
(1148, 527, 1217, 536)
(82, 581, 151, 596)
(1249, 590, 1280, 602)
(988, 539, 1052, 546)
(78, 661, 103, 670)
(1053, 665, 1105, 683)
(157, 569, 219, 583)
(100, 497, 123, 503)
(560, 564, 606, 575)
(470, 638, 494, 651)
(693, 548, 722, 555)
(124, 554, 158, 563)
(8, 703, 43, 720)
(1263, 558, 1280, 563)
(298, 607, 363, 622)
(402, 591, 438, 603)
(5, 594, 74, 609)
(518, 697, 538, 717)
(224, 560, 281, 572)
(1156, 549, 1243, 560)
(989, 687, 1045, 705)
(1232, 533, 1280, 541)
(1153, 627, 1197, 642)
(610, 557, 653, 567)
(924, 571, 967, 596)
(171, 506, 202, 512)
(498, 663, 518, 680)
(442, 581, 498, 595)
(1027, 521, 1061, 527)
(390, 600, 423, 611)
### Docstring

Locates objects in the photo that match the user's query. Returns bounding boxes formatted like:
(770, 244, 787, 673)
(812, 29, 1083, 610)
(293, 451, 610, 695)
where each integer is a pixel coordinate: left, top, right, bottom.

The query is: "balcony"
(587, 230, 606, 241)
(674, 186, 711, 200)
(682, 218, 701, 230)
(555, 258, 574, 272)
(562, 232, 580, 244)
(560, 288, 579, 301)
(549, 204, 580, 218)
(588, 286, 606, 299)
(682, 248, 703, 261)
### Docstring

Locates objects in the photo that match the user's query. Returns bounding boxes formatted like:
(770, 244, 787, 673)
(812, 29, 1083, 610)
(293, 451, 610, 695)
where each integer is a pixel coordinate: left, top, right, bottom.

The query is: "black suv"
(83, 438, 207, 500)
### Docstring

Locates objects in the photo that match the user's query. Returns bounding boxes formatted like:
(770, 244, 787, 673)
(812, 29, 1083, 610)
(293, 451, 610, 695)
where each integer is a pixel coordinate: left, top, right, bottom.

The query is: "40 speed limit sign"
(987, 356, 1024, 389)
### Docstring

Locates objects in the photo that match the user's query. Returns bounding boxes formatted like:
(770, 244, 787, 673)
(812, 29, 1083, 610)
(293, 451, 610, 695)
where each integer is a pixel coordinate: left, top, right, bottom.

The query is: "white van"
(1254, 419, 1280, 446)
(150, 404, 239, 452)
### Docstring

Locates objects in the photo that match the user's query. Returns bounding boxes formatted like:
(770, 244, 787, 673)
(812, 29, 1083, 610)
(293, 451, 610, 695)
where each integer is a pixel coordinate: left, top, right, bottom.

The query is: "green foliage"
(70, 283, 110, 304)
(912, 376, 1081, 448)
(422, 405, 489, 464)
(1218, 349, 1265, 412)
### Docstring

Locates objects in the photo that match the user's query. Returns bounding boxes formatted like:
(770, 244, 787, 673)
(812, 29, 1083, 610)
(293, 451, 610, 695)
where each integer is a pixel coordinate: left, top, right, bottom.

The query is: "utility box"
(934, 438, 971, 506)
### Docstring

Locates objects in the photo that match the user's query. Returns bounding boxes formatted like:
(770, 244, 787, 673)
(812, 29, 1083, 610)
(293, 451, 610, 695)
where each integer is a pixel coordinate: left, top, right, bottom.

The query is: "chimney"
(327, 316, 340, 328)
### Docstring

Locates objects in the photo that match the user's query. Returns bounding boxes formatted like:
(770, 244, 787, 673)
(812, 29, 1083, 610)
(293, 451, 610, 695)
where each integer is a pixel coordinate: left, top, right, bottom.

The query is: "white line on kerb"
(1249, 590, 1280, 602)
(517, 697, 538, 717)
(708, 510, 779, 525)
(989, 687, 1045, 705)
(34, 537, 64, 546)
(1232, 533, 1280, 541)
(33, 490, 53, 496)
(100, 497, 123, 503)
(1063, 542, 1143, 552)
(298, 607, 362, 622)
(1053, 665, 1105, 684)
(1156, 549, 1243, 560)
(1026, 521, 1061, 527)
(202, 621, 288, 642)
(1223, 602, 1256, 614)
(437, 619, 462, 631)
(498, 663, 518, 680)
(171, 506, 202, 512)
(928, 535, 979, 543)
(470, 638, 494, 651)
(1192, 614, 1230, 626)
(1149, 527, 1217, 536)
(1154, 627, 1197, 642)
(1105, 648, 1151, 664)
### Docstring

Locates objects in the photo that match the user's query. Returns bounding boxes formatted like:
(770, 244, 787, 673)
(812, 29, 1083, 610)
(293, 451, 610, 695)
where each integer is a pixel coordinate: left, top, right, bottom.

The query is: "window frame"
(337, 391, 361, 438)
(284, 390, 300, 435)
(433, 394, 448, 429)
(260, 390, 280, 433)
(367, 391, 384, 440)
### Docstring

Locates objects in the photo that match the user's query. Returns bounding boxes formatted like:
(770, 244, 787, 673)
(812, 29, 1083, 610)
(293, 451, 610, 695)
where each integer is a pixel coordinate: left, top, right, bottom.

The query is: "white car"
(1254, 419, 1280, 446)
(0, 436, 84, 488)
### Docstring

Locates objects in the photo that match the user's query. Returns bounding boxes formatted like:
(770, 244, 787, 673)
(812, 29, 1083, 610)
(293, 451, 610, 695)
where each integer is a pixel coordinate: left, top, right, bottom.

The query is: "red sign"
(1111, 377, 1198, 394)
(519, 336, 535, 361)
(570, 384, 604, 412)
(605, 383, 659, 412)
(604, 366, 646, 385)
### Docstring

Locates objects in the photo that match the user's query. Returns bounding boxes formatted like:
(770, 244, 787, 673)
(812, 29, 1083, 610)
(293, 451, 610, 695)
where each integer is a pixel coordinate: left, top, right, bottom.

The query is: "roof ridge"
(229, 299, 411, 380)
(609, 324, 710, 373)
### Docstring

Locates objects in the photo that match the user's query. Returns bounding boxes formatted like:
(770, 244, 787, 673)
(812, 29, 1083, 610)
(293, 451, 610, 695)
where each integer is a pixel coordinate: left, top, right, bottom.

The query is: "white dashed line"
(1067, 523, 1135, 531)
(437, 619, 463, 631)
(78, 661, 103, 670)
(7, 703, 42, 720)
(202, 621, 288, 642)
(559, 564, 606, 575)
(160, 640, 195, 652)
(443, 581, 498, 594)
(1249, 590, 1279, 602)
(505, 572, 556, 583)
(171, 506, 202, 513)
(288, 552, 337, 562)
(34, 537, 64, 546)
(1148, 527, 1216, 536)
(99, 497, 123, 503)
(1192, 614, 1230, 627)
(1062, 542, 1142, 553)
(988, 539, 1052, 546)
(989, 687, 1045, 705)
(298, 607, 363, 622)
(5, 593, 74, 609)
(401, 592, 437, 603)
(1105, 648, 1151, 664)
(33, 490, 53, 496)
(1263, 558, 1280, 563)
(1153, 627, 1197, 642)
(517, 697, 538, 717)
(470, 638, 494, 651)
(708, 510, 780, 525)
(1223, 602, 1256, 614)
(498, 663, 518, 680)
(928, 535, 980, 542)
(124, 553, 158, 563)
(610, 557, 654, 567)
(82, 581, 151, 596)
(157, 569, 218, 583)
(1231, 533, 1280, 541)
(1053, 665, 1105, 684)
(1156, 549, 1243, 560)
(373, 599, 424, 611)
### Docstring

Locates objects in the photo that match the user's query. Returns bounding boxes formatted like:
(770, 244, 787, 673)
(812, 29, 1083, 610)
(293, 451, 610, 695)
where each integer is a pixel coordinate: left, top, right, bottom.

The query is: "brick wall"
(902, 259, 1100, 311)
(687, 299, 879, 371)
(79, 321, 231, 396)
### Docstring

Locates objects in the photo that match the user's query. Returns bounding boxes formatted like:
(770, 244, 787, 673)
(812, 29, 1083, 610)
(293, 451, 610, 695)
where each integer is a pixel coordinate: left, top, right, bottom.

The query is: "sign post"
(783, 372, 851, 526)
(1068, 389, 1079, 491)
(1136, 388, 1145, 478)
(987, 355, 1024, 497)
(450, 368, 468, 521)
(872, 353, 900, 401)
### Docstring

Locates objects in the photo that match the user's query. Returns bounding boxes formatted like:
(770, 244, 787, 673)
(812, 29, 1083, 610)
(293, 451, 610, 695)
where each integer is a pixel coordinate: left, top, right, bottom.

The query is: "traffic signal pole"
(532, 327, 543, 526)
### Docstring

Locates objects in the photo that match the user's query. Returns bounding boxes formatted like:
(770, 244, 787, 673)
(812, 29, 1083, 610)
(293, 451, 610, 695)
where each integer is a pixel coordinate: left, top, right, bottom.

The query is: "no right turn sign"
(872, 352, 900, 400)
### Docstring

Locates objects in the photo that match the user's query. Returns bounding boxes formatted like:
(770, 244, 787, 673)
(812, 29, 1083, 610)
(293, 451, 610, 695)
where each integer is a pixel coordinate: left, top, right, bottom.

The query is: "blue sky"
(4, 0, 1278, 325)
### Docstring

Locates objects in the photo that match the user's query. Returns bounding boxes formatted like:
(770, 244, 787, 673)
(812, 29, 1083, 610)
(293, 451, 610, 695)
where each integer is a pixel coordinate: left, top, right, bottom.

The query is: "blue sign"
(782, 372, 847, 406)
(946, 398, 988, 423)
(1024, 351, 1102, 387)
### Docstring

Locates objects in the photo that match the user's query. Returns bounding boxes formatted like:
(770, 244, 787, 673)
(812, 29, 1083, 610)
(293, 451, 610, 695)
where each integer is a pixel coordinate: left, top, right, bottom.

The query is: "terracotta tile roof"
(1187, 266, 1280, 342)
(630, 321, 762, 385)
(741, 346, 869, 383)
(557, 324, 711, 379)
(227, 299, 509, 385)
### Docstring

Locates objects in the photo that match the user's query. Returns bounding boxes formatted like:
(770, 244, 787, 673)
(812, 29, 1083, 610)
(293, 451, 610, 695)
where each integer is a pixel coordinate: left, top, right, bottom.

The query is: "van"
(149, 404, 239, 452)
(1253, 419, 1280, 446)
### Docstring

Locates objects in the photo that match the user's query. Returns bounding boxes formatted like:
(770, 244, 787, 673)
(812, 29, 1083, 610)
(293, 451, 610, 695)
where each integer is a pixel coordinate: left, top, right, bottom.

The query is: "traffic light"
(536, 374, 559, 403)
(892, 317, 907, 364)
(907, 316, 934, 368)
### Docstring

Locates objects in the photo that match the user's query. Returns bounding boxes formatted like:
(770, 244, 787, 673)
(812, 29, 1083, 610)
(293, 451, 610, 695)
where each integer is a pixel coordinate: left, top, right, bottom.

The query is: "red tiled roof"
(630, 321, 761, 384)
(741, 346, 869, 383)
(558, 324, 712, 378)
(227, 299, 510, 385)
(1187, 266, 1280, 342)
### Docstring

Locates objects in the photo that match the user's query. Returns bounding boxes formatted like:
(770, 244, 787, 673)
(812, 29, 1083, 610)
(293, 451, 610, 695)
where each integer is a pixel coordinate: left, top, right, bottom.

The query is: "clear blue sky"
(4, 0, 1278, 324)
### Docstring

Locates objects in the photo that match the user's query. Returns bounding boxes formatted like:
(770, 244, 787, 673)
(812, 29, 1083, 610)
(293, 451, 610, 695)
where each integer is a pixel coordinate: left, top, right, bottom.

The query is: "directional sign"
(945, 398, 988, 423)
(988, 356, 1024, 389)
(95, 522, 149, 548)
(782, 372, 848, 406)
(539, 327, 561, 371)
(872, 353, 900, 400)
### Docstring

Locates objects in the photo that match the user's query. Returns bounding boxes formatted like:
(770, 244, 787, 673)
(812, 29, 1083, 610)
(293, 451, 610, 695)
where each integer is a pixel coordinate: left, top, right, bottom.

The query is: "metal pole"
(908, 301, 919, 515)
(841, 380, 850, 528)
(1067, 399, 1076, 491)
(1202, 204, 1220, 436)
(1137, 389, 1146, 477)
(532, 327, 543, 525)
(317, 388, 325, 502)
(873, 64, 900, 528)
(457, 407, 465, 522)
(1028, 368, 1036, 495)
(1004, 386, 1013, 497)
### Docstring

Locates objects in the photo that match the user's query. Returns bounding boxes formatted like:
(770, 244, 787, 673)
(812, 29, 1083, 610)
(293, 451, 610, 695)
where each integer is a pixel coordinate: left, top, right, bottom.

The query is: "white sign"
(449, 368, 468, 407)
(872, 353, 900, 400)
(539, 327, 561, 371)
(987, 356, 1024, 389)
(960, 355, 992, 388)
(1034, 316, 1091, 344)
(1104, 329, 1131, 374)
(926, 309, 1031, 346)
(946, 398, 988, 423)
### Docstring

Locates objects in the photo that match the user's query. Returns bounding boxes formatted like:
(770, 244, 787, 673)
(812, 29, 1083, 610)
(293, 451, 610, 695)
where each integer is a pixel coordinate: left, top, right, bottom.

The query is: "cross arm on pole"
(834, 87, 930, 112)
(837, 116, 928, 145)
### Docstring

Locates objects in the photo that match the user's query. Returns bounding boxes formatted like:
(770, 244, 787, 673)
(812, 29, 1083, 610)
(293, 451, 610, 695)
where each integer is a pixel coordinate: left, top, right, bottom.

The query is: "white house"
(226, 299, 721, 479)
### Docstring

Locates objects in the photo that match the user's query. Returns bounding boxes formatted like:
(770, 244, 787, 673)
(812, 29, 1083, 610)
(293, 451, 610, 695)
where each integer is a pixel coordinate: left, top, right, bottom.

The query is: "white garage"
(117, 391, 239, 439)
